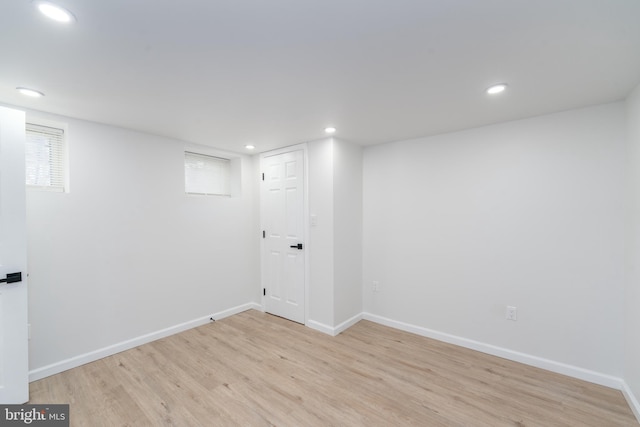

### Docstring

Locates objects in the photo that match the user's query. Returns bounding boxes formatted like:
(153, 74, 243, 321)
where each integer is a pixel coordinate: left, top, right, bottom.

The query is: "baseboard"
(29, 302, 261, 382)
(362, 312, 625, 391)
(306, 319, 335, 336)
(334, 313, 363, 335)
(306, 313, 363, 337)
(622, 381, 640, 422)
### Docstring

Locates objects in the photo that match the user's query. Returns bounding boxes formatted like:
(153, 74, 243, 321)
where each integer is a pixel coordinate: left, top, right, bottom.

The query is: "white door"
(0, 106, 29, 404)
(261, 149, 305, 324)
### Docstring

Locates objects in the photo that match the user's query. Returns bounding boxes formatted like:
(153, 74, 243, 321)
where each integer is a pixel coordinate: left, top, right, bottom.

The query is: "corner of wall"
(307, 138, 335, 326)
(306, 137, 364, 329)
(332, 139, 364, 326)
(624, 82, 640, 422)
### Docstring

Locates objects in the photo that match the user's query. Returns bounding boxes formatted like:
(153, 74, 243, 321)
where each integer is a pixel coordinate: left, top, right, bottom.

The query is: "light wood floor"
(30, 310, 638, 426)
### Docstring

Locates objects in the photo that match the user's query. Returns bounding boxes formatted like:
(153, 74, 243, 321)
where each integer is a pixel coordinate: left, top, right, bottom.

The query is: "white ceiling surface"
(1, 1, 640, 153)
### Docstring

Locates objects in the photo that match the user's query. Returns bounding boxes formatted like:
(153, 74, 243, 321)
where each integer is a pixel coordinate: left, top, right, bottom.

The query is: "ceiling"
(1, 1, 640, 154)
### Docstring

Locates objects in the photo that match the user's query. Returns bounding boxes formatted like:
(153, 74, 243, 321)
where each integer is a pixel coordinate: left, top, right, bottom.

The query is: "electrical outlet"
(506, 306, 517, 321)
(372, 281, 380, 292)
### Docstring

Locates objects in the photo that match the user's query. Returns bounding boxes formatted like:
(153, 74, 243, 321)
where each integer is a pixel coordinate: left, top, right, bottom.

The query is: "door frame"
(259, 143, 309, 325)
(0, 106, 29, 403)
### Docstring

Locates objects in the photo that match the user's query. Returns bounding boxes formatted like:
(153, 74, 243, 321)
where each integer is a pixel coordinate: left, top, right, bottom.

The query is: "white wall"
(308, 138, 335, 327)
(363, 103, 626, 376)
(307, 138, 363, 331)
(25, 111, 260, 373)
(626, 83, 640, 412)
(333, 139, 363, 326)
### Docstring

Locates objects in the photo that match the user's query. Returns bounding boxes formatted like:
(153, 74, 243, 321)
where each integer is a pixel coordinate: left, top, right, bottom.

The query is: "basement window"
(25, 122, 67, 192)
(184, 151, 231, 196)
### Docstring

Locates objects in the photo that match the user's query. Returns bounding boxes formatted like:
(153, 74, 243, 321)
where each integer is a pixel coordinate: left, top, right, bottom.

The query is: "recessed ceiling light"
(35, 1, 76, 23)
(324, 127, 337, 134)
(16, 87, 45, 98)
(245, 144, 255, 150)
(486, 83, 508, 95)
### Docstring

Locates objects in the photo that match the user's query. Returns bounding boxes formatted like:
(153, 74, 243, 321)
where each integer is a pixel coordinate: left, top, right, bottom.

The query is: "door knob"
(0, 272, 22, 284)
(289, 243, 303, 250)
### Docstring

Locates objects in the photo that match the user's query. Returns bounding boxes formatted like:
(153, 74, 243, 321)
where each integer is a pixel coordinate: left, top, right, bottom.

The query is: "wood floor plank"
(29, 310, 638, 426)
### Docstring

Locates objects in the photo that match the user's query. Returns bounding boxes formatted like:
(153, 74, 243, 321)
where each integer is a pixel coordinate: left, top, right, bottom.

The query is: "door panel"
(0, 106, 29, 404)
(262, 149, 305, 323)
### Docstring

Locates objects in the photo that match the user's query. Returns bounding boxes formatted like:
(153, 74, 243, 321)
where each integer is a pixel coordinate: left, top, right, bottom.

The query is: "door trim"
(259, 143, 309, 325)
(0, 106, 29, 403)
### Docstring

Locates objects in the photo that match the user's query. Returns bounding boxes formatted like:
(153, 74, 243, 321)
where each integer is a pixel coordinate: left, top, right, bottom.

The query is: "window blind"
(184, 151, 230, 196)
(25, 123, 65, 192)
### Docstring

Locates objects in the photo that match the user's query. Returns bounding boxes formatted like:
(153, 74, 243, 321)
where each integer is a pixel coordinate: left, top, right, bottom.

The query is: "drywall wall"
(307, 138, 363, 332)
(626, 83, 640, 412)
(308, 138, 335, 327)
(25, 110, 260, 373)
(333, 139, 363, 326)
(363, 103, 626, 376)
